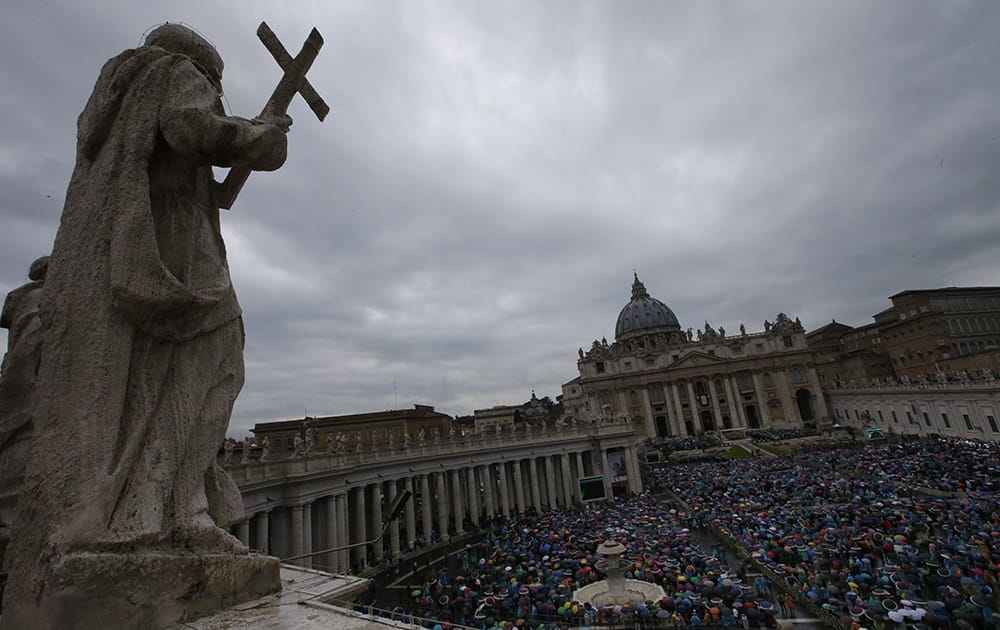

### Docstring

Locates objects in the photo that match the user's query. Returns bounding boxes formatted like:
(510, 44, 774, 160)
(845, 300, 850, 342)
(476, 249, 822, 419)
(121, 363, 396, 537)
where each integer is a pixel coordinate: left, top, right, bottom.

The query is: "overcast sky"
(2, 1, 999, 436)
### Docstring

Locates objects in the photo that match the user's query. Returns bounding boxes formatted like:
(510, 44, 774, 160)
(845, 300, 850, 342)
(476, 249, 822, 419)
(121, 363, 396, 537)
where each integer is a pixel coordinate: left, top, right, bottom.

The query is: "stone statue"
(259, 436, 271, 463)
(303, 424, 316, 456)
(291, 435, 305, 458)
(0, 23, 318, 625)
(686, 328, 693, 342)
(0, 256, 48, 568)
(387, 433, 395, 450)
(240, 436, 253, 464)
(222, 438, 236, 466)
(333, 432, 346, 453)
(402, 432, 411, 449)
(764, 320, 772, 332)
(416, 428, 426, 444)
(578, 347, 584, 359)
(696, 329, 703, 341)
(718, 326, 725, 338)
(448, 425, 456, 440)
(432, 427, 441, 444)
(740, 323, 746, 336)
(494, 424, 502, 437)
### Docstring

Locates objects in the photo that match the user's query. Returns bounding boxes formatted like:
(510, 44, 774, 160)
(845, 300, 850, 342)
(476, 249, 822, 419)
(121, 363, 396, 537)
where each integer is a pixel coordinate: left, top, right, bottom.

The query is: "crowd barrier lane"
(712, 527, 844, 630)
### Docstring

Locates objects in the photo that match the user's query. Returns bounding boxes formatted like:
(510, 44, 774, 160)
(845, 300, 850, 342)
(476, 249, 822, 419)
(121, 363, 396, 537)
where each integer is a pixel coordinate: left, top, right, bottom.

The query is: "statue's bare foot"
(174, 515, 247, 554)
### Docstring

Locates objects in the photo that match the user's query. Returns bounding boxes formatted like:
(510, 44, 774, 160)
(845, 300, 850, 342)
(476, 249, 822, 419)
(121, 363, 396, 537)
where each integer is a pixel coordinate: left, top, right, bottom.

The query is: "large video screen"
(578, 475, 607, 502)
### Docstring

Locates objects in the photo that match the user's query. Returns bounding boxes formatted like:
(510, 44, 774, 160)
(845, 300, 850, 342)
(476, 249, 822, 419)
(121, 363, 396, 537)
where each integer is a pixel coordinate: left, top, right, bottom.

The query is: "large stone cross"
(217, 22, 330, 209)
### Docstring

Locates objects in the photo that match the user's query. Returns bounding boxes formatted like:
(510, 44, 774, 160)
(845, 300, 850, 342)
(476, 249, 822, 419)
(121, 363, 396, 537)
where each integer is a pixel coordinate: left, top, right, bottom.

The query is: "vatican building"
(561, 274, 828, 437)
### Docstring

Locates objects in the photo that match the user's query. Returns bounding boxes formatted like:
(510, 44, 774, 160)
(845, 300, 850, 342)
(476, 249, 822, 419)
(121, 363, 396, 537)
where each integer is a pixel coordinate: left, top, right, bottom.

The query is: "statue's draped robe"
(4, 45, 286, 607)
(0, 278, 44, 567)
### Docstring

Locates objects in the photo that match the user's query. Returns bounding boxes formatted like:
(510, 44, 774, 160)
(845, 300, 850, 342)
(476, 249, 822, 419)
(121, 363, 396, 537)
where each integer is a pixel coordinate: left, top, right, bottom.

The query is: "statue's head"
(144, 23, 224, 94)
(28, 256, 49, 281)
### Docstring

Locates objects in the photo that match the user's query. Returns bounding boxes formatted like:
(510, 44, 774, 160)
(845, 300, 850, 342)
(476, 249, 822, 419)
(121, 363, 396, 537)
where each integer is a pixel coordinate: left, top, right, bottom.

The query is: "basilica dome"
(615, 274, 681, 339)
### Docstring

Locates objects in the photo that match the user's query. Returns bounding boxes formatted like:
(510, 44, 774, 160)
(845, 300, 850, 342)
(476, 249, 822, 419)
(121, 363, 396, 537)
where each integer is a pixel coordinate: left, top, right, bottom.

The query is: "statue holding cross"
(1, 22, 329, 628)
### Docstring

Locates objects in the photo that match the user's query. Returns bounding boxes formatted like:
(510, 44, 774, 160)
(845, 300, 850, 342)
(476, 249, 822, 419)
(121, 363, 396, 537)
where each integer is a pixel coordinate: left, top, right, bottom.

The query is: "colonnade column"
(352, 485, 367, 569)
(435, 472, 448, 538)
(544, 456, 558, 509)
(466, 467, 480, 529)
(481, 465, 495, 518)
(335, 493, 348, 573)
(325, 496, 338, 572)
(404, 477, 416, 551)
(671, 383, 687, 436)
(420, 475, 433, 544)
(371, 482, 383, 562)
(450, 469, 465, 535)
(708, 378, 723, 430)
(511, 460, 525, 513)
(560, 453, 575, 506)
(497, 462, 511, 515)
(527, 458, 542, 511)
(302, 502, 313, 568)
(254, 510, 269, 554)
(290, 505, 305, 565)
(574, 451, 585, 479)
(387, 481, 401, 560)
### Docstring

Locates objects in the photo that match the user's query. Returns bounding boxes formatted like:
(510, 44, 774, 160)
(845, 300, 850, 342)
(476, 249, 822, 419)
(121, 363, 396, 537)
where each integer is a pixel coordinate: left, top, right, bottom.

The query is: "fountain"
(572, 540, 666, 606)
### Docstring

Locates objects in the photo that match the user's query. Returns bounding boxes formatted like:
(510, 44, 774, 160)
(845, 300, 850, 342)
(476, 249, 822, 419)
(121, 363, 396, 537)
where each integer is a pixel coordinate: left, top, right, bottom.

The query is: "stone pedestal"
(2, 551, 280, 629)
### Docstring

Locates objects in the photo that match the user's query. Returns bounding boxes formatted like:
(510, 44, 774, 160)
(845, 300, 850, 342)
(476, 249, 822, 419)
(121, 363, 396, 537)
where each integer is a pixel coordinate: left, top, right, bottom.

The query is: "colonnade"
(232, 442, 644, 574)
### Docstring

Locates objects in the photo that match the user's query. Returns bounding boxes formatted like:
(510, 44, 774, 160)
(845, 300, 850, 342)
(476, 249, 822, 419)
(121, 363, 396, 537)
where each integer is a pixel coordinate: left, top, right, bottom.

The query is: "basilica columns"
(708, 378, 723, 429)
(685, 381, 699, 432)
(752, 372, 772, 425)
(671, 383, 687, 436)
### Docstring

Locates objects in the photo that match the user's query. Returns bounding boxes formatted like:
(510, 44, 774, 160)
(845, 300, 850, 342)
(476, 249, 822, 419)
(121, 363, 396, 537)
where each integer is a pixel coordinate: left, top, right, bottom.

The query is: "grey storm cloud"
(2, 0, 999, 436)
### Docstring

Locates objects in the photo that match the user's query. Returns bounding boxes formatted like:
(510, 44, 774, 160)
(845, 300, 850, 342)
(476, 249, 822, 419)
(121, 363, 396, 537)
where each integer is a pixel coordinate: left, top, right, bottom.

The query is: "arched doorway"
(699, 411, 715, 432)
(796, 389, 815, 421)
(745, 405, 760, 429)
(654, 415, 668, 437)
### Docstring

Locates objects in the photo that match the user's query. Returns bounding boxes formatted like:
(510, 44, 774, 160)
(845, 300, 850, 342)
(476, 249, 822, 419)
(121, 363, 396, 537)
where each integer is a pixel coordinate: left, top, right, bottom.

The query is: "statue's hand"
(255, 114, 293, 133)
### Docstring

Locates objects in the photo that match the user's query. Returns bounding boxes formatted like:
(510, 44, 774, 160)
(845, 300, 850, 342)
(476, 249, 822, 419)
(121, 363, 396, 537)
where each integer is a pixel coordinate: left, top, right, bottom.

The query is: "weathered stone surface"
(1, 552, 280, 629)
(1, 23, 289, 627)
(0, 256, 47, 568)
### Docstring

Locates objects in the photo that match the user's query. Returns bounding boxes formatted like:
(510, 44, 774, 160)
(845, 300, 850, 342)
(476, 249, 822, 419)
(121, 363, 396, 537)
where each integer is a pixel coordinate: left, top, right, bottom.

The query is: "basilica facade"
(561, 275, 828, 438)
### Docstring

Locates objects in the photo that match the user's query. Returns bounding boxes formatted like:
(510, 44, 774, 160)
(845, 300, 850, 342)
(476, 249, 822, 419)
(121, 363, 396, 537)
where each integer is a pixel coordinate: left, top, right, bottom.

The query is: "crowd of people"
(369, 436, 1000, 629)
(381, 496, 780, 629)
(655, 437, 1000, 627)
